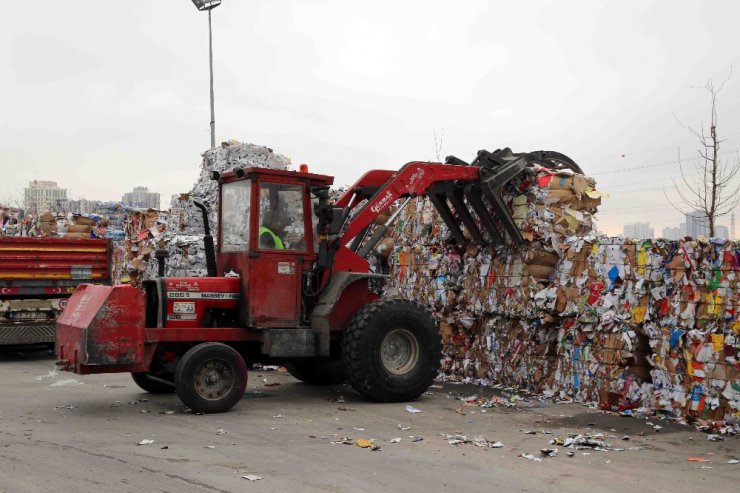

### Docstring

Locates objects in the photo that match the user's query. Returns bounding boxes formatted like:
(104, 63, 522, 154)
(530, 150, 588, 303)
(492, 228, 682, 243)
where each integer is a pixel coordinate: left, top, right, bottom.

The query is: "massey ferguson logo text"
(370, 191, 393, 214)
(167, 292, 239, 300)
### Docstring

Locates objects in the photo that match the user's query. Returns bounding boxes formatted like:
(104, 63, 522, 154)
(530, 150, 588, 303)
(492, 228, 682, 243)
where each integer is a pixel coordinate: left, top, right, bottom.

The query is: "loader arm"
(337, 162, 481, 248)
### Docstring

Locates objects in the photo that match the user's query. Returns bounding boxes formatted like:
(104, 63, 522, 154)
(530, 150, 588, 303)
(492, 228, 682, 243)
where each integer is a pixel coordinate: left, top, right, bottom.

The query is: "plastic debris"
(405, 405, 422, 413)
(687, 458, 711, 462)
(242, 475, 263, 481)
(355, 438, 381, 451)
(390, 437, 402, 443)
(728, 459, 739, 464)
(519, 453, 543, 462)
(49, 379, 83, 387)
(216, 429, 227, 435)
(540, 448, 558, 457)
(35, 370, 58, 381)
(410, 436, 424, 442)
(137, 439, 155, 445)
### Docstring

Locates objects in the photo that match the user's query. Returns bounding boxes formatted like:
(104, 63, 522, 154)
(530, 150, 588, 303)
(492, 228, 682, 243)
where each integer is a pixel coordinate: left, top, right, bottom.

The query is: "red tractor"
(56, 148, 581, 413)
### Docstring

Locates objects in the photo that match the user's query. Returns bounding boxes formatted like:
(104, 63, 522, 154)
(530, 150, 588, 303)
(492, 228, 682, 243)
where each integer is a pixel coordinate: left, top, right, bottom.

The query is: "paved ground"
(0, 348, 737, 493)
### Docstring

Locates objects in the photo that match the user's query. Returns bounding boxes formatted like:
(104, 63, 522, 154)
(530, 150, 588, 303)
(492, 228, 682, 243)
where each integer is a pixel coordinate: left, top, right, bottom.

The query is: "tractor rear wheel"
(341, 299, 441, 402)
(131, 372, 175, 394)
(285, 359, 346, 385)
(174, 343, 248, 414)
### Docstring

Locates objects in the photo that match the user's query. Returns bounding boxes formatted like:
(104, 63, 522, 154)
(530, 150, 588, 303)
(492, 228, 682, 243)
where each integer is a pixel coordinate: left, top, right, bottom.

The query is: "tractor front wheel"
(341, 299, 441, 402)
(174, 343, 247, 414)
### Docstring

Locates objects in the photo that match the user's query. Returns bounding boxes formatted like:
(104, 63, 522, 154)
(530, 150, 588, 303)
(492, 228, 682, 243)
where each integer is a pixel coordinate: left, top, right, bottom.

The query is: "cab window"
(258, 182, 306, 251)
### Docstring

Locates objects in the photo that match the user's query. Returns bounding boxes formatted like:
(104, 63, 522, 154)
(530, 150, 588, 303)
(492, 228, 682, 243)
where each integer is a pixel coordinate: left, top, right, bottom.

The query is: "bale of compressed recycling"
(115, 140, 292, 285)
(384, 164, 739, 424)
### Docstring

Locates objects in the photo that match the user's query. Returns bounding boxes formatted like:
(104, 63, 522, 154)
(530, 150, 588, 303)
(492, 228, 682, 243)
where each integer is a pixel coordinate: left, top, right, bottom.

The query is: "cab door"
(247, 181, 311, 327)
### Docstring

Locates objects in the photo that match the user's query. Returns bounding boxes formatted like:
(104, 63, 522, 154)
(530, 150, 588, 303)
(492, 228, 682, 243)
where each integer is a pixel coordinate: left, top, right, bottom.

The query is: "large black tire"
(174, 343, 248, 414)
(285, 359, 346, 385)
(131, 372, 175, 394)
(341, 299, 441, 402)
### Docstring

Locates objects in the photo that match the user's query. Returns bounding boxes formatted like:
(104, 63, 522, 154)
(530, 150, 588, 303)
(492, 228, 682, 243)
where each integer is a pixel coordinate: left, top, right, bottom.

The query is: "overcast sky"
(2, 0, 740, 236)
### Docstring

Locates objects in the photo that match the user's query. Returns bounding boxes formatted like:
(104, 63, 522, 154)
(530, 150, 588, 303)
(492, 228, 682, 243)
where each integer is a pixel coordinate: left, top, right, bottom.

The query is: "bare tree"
(668, 70, 740, 237)
(433, 128, 445, 162)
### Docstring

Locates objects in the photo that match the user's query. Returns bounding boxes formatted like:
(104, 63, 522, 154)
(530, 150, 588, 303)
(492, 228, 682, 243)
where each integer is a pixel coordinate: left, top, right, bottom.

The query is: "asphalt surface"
(0, 348, 737, 493)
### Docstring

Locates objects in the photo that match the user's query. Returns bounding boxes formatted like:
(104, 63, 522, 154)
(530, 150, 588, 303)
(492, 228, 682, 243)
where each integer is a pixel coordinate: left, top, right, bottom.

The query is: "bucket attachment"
(433, 148, 582, 247)
(56, 284, 150, 374)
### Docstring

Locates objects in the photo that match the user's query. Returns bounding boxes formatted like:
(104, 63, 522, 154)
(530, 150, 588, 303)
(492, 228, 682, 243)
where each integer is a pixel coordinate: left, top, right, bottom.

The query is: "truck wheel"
(131, 372, 175, 394)
(174, 343, 247, 414)
(341, 299, 441, 402)
(285, 359, 346, 385)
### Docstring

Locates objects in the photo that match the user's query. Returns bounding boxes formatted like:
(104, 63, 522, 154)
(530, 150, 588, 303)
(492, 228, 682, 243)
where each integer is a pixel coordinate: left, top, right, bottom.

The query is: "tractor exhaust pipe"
(192, 199, 218, 277)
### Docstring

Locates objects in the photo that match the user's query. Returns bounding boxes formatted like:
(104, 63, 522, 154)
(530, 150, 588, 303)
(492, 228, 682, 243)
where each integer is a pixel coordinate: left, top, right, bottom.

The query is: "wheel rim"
(193, 358, 234, 401)
(381, 328, 420, 375)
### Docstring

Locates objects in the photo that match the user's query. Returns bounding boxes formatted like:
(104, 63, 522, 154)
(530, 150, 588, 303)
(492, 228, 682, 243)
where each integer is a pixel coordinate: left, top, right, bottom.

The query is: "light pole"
(191, 0, 221, 149)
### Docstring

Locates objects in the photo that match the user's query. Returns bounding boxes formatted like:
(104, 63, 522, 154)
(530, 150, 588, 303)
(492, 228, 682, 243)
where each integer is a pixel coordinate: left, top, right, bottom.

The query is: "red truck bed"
(0, 237, 110, 345)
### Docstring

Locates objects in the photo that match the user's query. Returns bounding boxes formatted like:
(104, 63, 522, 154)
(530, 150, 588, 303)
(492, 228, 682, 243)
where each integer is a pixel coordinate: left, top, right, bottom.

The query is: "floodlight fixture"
(191, 0, 221, 12)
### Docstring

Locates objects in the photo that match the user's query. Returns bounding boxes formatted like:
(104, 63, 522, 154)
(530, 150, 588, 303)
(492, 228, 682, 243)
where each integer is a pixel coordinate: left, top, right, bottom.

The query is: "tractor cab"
(216, 167, 334, 328)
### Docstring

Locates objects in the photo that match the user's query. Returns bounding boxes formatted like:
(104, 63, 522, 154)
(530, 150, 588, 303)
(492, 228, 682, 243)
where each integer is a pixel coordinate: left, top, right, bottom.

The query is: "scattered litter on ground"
(728, 459, 739, 464)
(687, 457, 711, 462)
(541, 448, 558, 457)
(103, 384, 125, 388)
(273, 414, 284, 419)
(410, 435, 424, 442)
(519, 453, 543, 462)
(49, 379, 83, 387)
(54, 404, 78, 410)
(398, 424, 411, 430)
(216, 429, 227, 435)
(390, 437, 402, 443)
(355, 438, 381, 450)
(137, 439, 155, 445)
(242, 475, 262, 481)
(35, 370, 58, 381)
(405, 405, 422, 413)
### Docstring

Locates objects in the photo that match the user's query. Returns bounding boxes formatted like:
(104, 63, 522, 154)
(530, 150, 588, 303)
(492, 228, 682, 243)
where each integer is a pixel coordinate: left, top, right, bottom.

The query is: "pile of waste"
(113, 140, 291, 285)
(385, 164, 740, 425)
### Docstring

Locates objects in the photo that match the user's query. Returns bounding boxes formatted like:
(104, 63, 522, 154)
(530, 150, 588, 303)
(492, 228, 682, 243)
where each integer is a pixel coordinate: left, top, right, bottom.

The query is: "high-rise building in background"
(122, 187, 160, 210)
(715, 225, 729, 239)
(661, 226, 680, 240)
(23, 180, 68, 215)
(623, 222, 654, 239)
(685, 210, 708, 238)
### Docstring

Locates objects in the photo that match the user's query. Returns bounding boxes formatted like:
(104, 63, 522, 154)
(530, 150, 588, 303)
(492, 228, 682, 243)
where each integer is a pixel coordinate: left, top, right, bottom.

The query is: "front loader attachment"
(431, 147, 582, 247)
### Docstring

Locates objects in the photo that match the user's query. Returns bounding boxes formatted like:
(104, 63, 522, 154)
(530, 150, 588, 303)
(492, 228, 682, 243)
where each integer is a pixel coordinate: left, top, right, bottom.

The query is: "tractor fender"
(310, 272, 385, 357)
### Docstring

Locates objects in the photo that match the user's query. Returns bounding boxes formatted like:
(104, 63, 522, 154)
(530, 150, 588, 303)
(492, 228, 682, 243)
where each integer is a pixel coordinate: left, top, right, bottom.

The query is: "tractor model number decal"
(167, 313, 197, 320)
(173, 302, 195, 314)
(166, 292, 239, 300)
(277, 262, 295, 275)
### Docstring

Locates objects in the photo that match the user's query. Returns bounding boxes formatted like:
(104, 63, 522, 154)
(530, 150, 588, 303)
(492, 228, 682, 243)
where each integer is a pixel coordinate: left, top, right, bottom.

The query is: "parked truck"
(0, 237, 110, 346)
